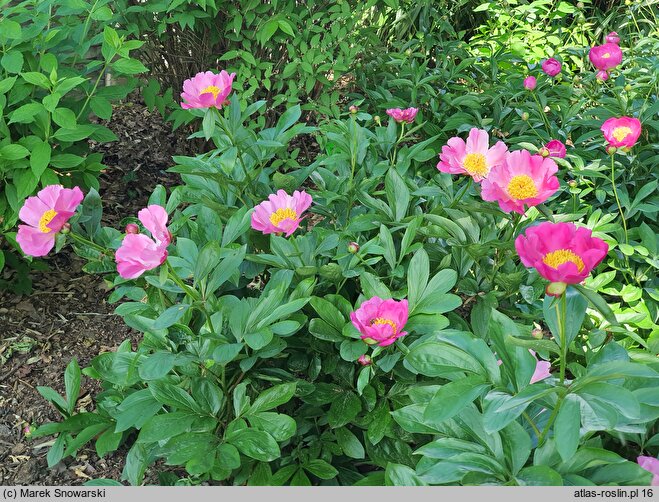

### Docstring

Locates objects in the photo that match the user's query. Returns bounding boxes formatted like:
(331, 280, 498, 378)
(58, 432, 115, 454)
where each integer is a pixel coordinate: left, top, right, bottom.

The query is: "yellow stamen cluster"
(462, 153, 488, 177)
(602, 52, 611, 58)
(507, 175, 538, 200)
(612, 126, 632, 142)
(269, 207, 297, 227)
(38, 209, 57, 233)
(542, 249, 585, 272)
(371, 317, 397, 334)
(200, 85, 222, 100)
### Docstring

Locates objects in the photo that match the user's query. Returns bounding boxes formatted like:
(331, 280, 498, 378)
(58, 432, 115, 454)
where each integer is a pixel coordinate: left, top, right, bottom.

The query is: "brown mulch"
(0, 99, 183, 486)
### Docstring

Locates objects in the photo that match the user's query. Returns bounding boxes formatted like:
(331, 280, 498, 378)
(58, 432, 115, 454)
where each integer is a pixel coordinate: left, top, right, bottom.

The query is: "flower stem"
(449, 177, 473, 208)
(555, 291, 567, 385)
(610, 154, 628, 245)
(531, 92, 552, 136)
(68, 231, 110, 254)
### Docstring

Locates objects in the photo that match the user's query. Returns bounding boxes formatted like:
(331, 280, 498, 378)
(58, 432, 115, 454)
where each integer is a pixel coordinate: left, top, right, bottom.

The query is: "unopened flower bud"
(23, 425, 32, 437)
(568, 180, 578, 188)
(373, 115, 381, 126)
(546, 281, 567, 297)
(531, 328, 544, 339)
(125, 223, 139, 234)
(358, 354, 372, 366)
(348, 242, 360, 254)
(521, 112, 529, 121)
(577, 1, 584, 7)
(606, 145, 617, 155)
(405, 49, 412, 56)
(60, 223, 71, 234)
(624, 84, 632, 91)
(349, 105, 358, 114)
(596, 70, 609, 82)
(538, 147, 550, 158)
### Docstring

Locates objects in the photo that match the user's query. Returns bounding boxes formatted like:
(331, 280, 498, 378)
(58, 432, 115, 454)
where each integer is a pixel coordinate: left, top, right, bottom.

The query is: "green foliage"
(0, 0, 146, 281)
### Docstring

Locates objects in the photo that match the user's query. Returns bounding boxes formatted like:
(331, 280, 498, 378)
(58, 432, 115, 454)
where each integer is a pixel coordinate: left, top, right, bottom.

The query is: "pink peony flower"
(480, 150, 560, 214)
(605, 31, 620, 44)
(436, 128, 508, 183)
(115, 205, 171, 279)
(545, 139, 566, 158)
(589, 43, 623, 71)
(637, 456, 659, 486)
(541, 58, 562, 77)
(601, 116, 642, 148)
(386, 107, 418, 124)
(515, 222, 609, 285)
(16, 185, 84, 257)
(251, 189, 312, 237)
(529, 350, 551, 384)
(180, 70, 236, 110)
(350, 296, 409, 347)
(523, 76, 537, 90)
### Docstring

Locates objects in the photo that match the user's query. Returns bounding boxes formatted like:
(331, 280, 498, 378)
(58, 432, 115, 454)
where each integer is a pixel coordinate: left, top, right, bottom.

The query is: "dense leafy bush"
(10, 0, 659, 487)
(0, 0, 147, 286)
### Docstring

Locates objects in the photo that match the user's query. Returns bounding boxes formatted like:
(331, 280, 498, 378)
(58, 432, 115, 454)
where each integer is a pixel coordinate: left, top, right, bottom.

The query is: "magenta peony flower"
(589, 43, 623, 71)
(541, 58, 562, 77)
(637, 457, 659, 486)
(251, 189, 312, 237)
(436, 128, 508, 183)
(386, 107, 418, 124)
(16, 185, 84, 257)
(545, 139, 567, 158)
(529, 350, 551, 384)
(180, 70, 236, 110)
(606, 31, 620, 44)
(601, 116, 642, 148)
(523, 76, 537, 90)
(350, 296, 409, 347)
(115, 205, 171, 279)
(515, 222, 609, 285)
(480, 150, 560, 214)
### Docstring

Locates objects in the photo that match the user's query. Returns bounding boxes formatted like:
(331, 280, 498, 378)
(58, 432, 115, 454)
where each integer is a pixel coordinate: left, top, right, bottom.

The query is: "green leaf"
(213, 343, 244, 366)
(248, 412, 296, 441)
(385, 463, 426, 486)
(310, 296, 346, 331)
(227, 428, 280, 461)
(407, 248, 429, 312)
(8, 103, 43, 124)
(423, 376, 490, 426)
(36, 386, 68, 415)
(328, 391, 361, 428)
(47, 435, 65, 468)
(112, 58, 148, 75)
(64, 359, 81, 415)
(335, 427, 365, 459)
(114, 389, 162, 432)
(304, 459, 338, 480)
(30, 141, 51, 177)
(249, 382, 296, 413)
(149, 381, 201, 413)
(0, 144, 30, 160)
(95, 428, 123, 458)
(137, 412, 196, 443)
(1, 50, 24, 74)
(573, 284, 618, 326)
(340, 339, 367, 362)
(385, 168, 410, 221)
(543, 287, 587, 348)
(21, 72, 51, 88)
(516, 465, 563, 486)
(52, 107, 77, 128)
(554, 394, 581, 462)
(153, 304, 190, 329)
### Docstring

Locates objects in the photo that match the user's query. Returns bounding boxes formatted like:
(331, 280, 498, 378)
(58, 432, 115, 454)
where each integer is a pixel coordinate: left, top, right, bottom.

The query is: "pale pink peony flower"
(529, 350, 551, 384)
(436, 128, 508, 182)
(480, 150, 560, 214)
(386, 107, 418, 124)
(180, 70, 236, 110)
(541, 58, 562, 77)
(16, 185, 84, 257)
(605, 31, 620, 45)
(601, 116, 642, 148)
(589, 43, 623, 71)
(545, 139, 567, 158)
(637, 456, 659, 486)
(115, 205, 171, 279)
(350, 297, 408, 347)
(515, 222, 609, 285)
(251, 189, 312, 237)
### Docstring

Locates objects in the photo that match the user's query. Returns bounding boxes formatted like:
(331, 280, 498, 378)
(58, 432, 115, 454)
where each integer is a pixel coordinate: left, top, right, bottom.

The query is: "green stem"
(610, 154, 628, 245)
(449, 177, 473, 208)
(216, 110, 252, 190)
(531, 91, 552, 136)
(537, 393, 565, 446)
(391, 122, 405, 166)
(68, 231, 110, 254)
(556, 292, 567, 385)
(522, 411, 541, 438)
(166, 261, 215, 334)
(77, 61, 109, 121)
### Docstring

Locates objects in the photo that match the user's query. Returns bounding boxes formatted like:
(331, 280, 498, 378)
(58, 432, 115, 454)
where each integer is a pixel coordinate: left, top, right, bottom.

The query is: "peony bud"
(596, 70, 609, 82)
(521, 112, 529, 121)
(349, 105, 358, 114)
(546, 281, 567, 297)
(373, 115, 381, 126)
(358, 354, 372, 366)
(538, 147, 550, 158)
(568, 180, 578, 188)
(576, 1, 584, 7)
(606, 145, 617, 155)
(605, 31, 620, 44)
(523, 76, 537, 90)
(624, 84, 632, 91)
(125, 223, 140, 234)
(348, 242, 360, 254)
(531, 328, 544, 340)
(60, 222, 71, 234)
